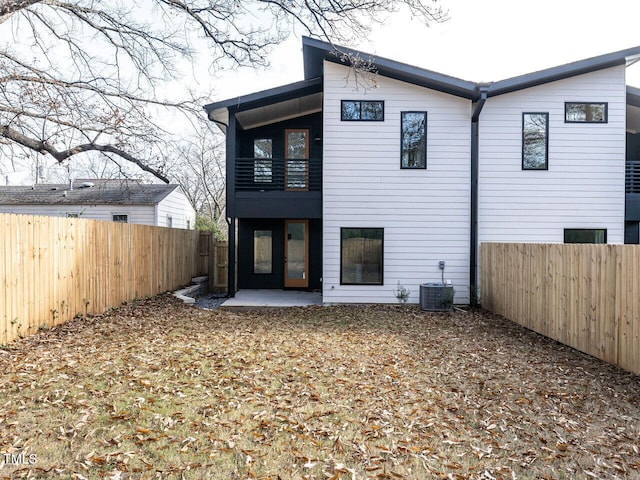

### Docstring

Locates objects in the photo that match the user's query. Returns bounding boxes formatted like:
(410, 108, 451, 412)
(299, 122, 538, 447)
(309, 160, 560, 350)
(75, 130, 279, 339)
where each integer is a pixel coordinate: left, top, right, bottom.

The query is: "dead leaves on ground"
(0, 295, 638, 479)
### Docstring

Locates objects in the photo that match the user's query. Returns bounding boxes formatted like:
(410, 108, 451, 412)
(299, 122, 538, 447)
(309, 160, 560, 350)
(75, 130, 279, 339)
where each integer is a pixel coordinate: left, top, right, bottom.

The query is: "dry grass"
(0, 294, 639, 479)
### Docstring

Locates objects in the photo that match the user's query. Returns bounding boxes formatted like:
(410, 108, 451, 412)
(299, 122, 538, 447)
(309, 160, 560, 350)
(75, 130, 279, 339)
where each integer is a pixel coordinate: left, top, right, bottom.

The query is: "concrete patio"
(220, 289, 322, 308)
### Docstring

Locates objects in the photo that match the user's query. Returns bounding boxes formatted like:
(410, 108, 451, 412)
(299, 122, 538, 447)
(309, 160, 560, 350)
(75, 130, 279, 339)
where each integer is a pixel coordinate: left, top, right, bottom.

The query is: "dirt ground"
(0, 294, 638, 479)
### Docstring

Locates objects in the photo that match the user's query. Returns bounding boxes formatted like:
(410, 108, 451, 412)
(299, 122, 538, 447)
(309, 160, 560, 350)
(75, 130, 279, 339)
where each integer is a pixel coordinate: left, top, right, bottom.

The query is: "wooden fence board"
(0, 213, 227, 345)
(481, 242, 640, 375)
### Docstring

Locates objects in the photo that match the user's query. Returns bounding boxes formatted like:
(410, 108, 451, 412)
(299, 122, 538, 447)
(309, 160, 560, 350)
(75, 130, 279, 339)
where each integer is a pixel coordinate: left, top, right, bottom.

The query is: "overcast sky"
(209, 0, 640, 102)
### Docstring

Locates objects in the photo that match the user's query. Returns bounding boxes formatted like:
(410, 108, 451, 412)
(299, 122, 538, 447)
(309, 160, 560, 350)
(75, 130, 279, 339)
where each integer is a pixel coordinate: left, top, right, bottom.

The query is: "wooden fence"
(481, 243, 640, 375)
(0, 213, 227, 345)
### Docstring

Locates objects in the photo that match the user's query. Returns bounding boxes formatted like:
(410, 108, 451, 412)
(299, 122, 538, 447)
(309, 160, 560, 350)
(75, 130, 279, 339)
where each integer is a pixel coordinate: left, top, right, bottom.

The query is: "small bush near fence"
(0, 213, 223, 344)
(481, 242, 640, 375)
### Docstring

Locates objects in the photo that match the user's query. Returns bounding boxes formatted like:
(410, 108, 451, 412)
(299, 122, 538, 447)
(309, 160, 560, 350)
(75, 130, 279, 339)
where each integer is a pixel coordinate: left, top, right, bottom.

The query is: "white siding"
(156, 187, 196, 229)
(323, 61, 472, 304)
(478, 66, 626, 245)
(0, 204, 156, 224)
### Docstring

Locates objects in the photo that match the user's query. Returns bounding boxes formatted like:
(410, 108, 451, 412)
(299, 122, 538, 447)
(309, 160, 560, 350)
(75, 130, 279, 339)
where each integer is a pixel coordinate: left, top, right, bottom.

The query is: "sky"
(208, 0, 640, 102)
(3, 0, 640, 185)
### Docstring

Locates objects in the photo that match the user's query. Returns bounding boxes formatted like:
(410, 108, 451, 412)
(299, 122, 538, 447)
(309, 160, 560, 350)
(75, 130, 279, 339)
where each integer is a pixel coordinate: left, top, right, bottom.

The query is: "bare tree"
(167, 121, 226, 236)
(0, 1, 447, 181)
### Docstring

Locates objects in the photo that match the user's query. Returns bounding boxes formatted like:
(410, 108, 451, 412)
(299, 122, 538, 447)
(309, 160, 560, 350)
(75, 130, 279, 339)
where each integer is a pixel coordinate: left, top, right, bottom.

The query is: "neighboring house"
(205, 37, 640, 304)
(0, 179, 196, 229)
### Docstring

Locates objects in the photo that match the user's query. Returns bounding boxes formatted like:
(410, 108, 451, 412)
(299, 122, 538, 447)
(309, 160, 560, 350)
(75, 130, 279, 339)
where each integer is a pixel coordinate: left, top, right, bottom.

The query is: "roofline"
(203, 39, 640, 119)
(487, 46, 640, 97)
(203, 77, 323, 117)
(302, 36, 480, 100)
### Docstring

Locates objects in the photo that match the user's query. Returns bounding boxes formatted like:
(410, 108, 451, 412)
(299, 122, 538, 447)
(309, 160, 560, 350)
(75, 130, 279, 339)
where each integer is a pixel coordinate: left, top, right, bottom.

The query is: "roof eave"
(302, 36, 480, 100)
(487, 46, 640, 97)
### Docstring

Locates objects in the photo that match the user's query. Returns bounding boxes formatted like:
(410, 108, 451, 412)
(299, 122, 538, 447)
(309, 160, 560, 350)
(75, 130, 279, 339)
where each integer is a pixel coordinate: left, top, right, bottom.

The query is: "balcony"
(626, 160, 640, 221)
(232, 157, 322, 219)
(626, 160, 640, 194)
(235, 157, 322, 191)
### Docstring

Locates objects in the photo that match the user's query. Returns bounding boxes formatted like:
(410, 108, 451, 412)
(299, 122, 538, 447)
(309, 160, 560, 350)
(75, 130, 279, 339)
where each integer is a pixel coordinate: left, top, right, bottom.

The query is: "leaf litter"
(0, 294, 638, 479)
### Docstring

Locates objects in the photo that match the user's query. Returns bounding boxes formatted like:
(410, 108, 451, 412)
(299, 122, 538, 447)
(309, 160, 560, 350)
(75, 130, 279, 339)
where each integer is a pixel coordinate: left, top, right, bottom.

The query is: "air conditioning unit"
(419, 283, 454, 312)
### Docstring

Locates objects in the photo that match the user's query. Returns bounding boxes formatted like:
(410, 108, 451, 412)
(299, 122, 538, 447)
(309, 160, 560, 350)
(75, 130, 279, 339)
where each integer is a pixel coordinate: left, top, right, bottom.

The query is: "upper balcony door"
(285, 129, 310, 191)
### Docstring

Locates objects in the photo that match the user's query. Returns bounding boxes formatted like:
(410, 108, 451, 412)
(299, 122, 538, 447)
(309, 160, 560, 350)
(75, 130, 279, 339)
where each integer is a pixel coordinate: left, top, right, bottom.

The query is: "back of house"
(205, 37, 640, 305)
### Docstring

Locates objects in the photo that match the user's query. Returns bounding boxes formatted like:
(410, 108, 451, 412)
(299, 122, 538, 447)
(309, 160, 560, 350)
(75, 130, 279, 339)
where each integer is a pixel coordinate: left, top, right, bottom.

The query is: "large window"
(341, 100, 384, 121)
(401, 112, 427, 169)
(522, 112, 549, 170)
(340, 228, 383, 285)
(254, 230, 273, 274)
(564, 229, 607, 244)
(565, 102, 607, 123)
(253, 138, 273, 184)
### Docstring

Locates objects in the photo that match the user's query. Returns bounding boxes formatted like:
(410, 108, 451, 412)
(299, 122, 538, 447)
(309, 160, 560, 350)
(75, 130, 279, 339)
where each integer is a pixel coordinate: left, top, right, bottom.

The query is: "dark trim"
(522, 112, 549, 171)
(400, 111, 428, 169)
(487, 46, 640, 97)
(226, 110, 237, 217)
(227, 217, 236, 297)
(340, 227, 384, 286)
(302, 36, 480, 100)
(204, 77, 323, 116)
(563, 228, 607, 244)
(564, 102, 608, 123)
(340, 100, 385, 121)
(302, 36, 640, 101)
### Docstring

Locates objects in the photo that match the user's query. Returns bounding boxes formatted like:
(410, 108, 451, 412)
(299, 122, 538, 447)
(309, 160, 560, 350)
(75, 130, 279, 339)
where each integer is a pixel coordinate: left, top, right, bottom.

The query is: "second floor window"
(401, 111, 427, 169)
(565, 102, 607, 123)
(254, 138, 273, 184)
(341, 100, 384, 121)
(522, 112, 549, 170)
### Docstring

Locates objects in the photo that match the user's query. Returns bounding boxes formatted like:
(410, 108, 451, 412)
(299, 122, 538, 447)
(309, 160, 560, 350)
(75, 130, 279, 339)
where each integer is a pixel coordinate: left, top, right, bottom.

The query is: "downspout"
(470, 86, 488, 307)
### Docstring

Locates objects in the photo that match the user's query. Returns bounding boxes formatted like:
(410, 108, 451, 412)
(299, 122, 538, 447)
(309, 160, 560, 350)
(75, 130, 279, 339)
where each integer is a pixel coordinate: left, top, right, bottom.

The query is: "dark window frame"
(564, 228, 607, 244)
(522, 112, 549, 171)
(400, 111, 428, 170)
(564, 102, 608, 124)
(112, 214, 128, 223)
(340, 227, 384, 286)
(340, 100, 385, 121)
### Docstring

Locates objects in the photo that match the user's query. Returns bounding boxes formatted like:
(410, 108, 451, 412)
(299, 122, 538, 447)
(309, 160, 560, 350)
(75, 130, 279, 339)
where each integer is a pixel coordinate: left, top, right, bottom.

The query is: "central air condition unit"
(419, 283, 454, 312)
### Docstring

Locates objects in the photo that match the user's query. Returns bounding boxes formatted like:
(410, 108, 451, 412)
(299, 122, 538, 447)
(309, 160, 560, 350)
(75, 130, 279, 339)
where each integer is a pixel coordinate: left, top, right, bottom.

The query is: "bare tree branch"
(0, 0, 447, 182)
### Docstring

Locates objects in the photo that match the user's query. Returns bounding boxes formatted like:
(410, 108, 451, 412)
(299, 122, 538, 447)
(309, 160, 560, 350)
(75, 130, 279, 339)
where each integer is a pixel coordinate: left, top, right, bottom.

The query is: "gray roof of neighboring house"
(0, 179, 180, 206)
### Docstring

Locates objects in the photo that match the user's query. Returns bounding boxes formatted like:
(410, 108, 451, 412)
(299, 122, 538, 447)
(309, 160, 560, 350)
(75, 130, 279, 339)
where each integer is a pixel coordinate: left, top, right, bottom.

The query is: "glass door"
(285, 129, 309, 191)
(284, 220, 308, 288)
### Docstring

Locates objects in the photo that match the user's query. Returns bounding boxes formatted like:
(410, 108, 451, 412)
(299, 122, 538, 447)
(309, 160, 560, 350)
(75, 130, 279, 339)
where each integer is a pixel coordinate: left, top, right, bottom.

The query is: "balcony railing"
(627, 160, 640, 194)
(235, 157, 322, 192)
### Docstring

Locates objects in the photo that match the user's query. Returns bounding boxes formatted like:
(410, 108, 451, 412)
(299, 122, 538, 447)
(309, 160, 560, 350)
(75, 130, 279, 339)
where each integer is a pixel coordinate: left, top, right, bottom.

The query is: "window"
(186, 220, 191, 230)
(112, 214, 128, 223)
(341, 100, 384, 121)
(565, 102, 607, 123)
(340, 228, 383, 285)
(522, 112, 549, 170)
(66, 213, 79, 218)
(564, 229, 607, 244)
(167, 215, 173, 228)
(401, 112, 427, 169)
(254, 230, 273, 274)
(254, 138, 273, 184)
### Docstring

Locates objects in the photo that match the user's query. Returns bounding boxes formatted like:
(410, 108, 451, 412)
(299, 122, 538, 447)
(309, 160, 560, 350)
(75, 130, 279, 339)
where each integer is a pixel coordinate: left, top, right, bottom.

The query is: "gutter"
(470, 86, 489, 306)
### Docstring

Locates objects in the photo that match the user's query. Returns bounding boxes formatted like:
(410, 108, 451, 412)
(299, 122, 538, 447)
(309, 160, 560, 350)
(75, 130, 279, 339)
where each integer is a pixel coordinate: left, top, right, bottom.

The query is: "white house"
(205, 37, 640, 304)
(0, 179, 196, 229)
